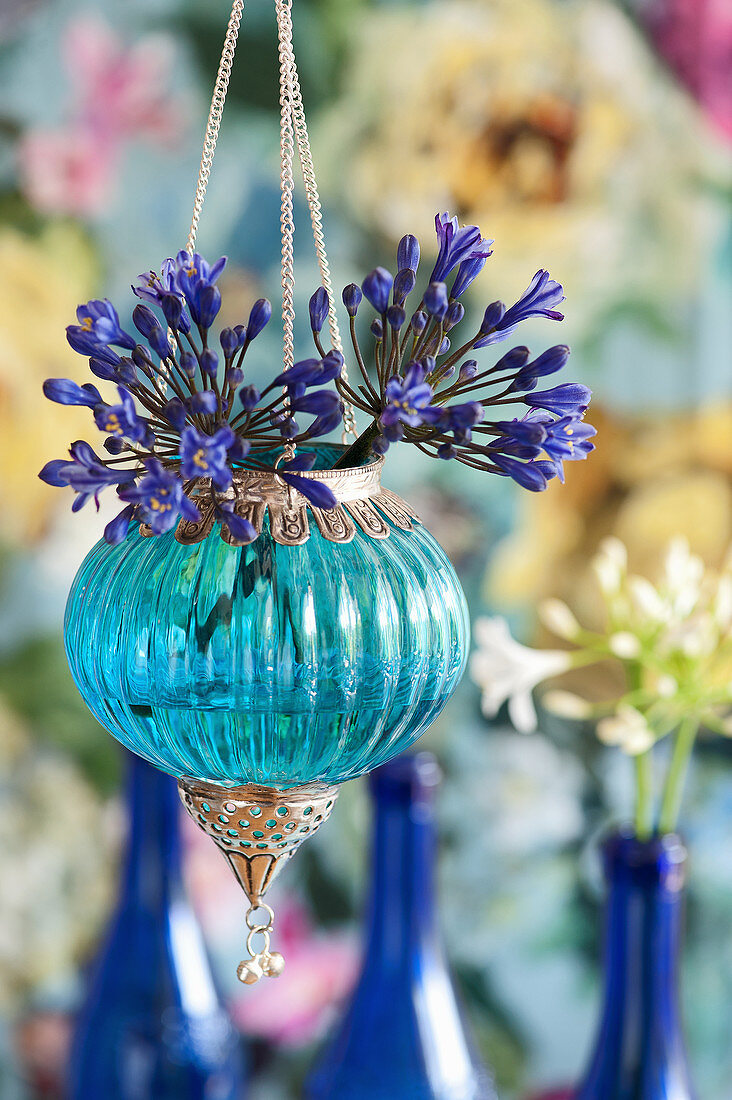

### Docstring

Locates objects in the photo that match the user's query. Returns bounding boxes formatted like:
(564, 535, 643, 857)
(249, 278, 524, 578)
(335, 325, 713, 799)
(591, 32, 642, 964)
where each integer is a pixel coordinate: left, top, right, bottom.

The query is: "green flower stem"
(658, 715, 699, 836)
(634, 751, 654, 841)
(333, 420, 381, 469)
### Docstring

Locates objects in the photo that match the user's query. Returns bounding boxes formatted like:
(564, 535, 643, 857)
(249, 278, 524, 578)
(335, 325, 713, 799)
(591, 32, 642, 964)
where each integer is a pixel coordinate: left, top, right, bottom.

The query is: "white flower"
(596, 704, 655, 755)
(470, 616, 572, 734)
(593, 537, 628, 596)
(628, 575, 667, 623)
(608, 631, 642, 659)
(663, 537, 704, 618)
(538, 598, 581, 641)
(541, 690, 593, 720)
(655, 674, 678, 698)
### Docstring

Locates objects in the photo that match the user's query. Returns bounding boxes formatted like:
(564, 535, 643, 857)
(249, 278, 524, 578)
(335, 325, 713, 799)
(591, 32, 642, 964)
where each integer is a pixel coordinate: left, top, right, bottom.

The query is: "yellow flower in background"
(488, 403, 732, 630)
(0, 224, 98, 547)
(322, 0, 723, 333)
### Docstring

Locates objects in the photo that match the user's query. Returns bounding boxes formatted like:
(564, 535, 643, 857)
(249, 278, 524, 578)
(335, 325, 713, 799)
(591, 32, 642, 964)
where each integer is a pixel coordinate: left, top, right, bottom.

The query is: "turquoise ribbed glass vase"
(64, 446, 468, 790)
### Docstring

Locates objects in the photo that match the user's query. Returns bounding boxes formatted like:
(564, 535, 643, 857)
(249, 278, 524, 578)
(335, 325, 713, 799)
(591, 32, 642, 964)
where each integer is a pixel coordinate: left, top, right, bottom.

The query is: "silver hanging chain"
(275, 0, 297, 387)
(186, 1, 244, 256)
(185, 0, 358, 439)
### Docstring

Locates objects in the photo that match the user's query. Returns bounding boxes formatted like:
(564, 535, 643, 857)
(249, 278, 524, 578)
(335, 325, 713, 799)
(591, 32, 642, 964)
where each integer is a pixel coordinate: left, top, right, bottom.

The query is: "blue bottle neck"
(577, 829, 695, 1098)
(364, 761, 440, 969)
(120, 754, 183, 910)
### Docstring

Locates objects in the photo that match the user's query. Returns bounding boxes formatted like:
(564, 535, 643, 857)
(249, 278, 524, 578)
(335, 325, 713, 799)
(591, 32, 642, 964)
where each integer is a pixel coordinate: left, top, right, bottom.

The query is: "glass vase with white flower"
(471, 536, 732, 1098)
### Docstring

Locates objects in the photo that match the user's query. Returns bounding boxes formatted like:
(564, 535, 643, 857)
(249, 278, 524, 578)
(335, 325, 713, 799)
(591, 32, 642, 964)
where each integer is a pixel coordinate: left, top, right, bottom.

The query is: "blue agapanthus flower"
(430, 212, 493, 284)
(42, 212, 595, 542)
(42, 251, 345, 543)
(325, 210, 594, 492)
(119, 459, 201, 535)
(180, 424, 239, 491)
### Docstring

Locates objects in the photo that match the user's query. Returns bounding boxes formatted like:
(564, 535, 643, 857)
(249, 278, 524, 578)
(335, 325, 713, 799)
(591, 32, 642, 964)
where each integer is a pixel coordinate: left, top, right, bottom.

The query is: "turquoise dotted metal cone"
(64, 453, 469, 791)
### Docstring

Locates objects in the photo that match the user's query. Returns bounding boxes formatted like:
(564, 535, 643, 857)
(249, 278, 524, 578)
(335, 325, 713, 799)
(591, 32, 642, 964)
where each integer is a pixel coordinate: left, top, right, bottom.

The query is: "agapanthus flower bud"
(387, 305, 406, 330)
(438, 443, 457, 460)
(200, 348, 219, 377)
(307, 404, 344, 438)
(342, 283, 362, 317)
(272, 358, 322, 388)
(513, 345, 570, 391)
(132, 344, 153, 372)
(234, 324, 247, 347)
(220, 327, 238, 357)
(439, 336, 450, 354)
(459, 359, 478, 381)
(370, 318, 384, 340)
(104, 504, 136, 545)
(474, 301, 507, 347)
(226, 366, 244, 388)
(393, 268, 416, 306)
(116, 358, 137, 386)
(161, 293, 183, 330)
(372, 435, 390, 455)
(320, 350, 344, 383)
(410, 310, 428, 334)
(247, 298, 272, 340)
(104, 437, 126, 454)
(198, 285, 222, 329)
(362, 267, 393, 313)
(290, 390, 341, 416)
(382, 421, 404, 443)
(424, 281, 449, 319)
(89, 357, 120, 382)
(187, 390, 218, 415)
(309, 287, 329, 334)
(132, 304, 159, 340)
(180, 351, 197, 377)
(132, 306, 170, 359)
(445, 301, 465, 328)
(397, 234, 420, 272)
(42, 379, 103, 408)
(163, 398, 187, 431)
(227, 436, 251, 463)
(239, 385, 260, 412)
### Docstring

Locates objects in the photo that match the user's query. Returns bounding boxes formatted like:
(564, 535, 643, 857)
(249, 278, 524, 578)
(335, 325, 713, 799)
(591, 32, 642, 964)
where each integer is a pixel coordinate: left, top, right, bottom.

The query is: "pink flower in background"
(230, 899, 360, 1048)
(640, 0, 732, 141)
(18, 128, 116, 216)
(18, 14, 185, 216)
(63, 17, 182, 147)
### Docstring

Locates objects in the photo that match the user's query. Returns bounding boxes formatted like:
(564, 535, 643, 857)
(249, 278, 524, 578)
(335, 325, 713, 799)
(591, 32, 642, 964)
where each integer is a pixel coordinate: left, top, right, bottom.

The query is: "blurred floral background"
(0, 0, 730, 1096)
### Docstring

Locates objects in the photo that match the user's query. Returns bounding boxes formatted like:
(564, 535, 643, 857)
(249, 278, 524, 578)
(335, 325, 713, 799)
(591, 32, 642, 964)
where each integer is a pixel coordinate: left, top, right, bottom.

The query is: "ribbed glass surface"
(64, 504, 468, 789)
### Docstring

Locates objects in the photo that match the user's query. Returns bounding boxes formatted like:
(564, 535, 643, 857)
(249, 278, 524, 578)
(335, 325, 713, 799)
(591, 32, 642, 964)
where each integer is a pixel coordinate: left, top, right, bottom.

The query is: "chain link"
(186, 0, 244, 256)
(185, 0, 357, 439)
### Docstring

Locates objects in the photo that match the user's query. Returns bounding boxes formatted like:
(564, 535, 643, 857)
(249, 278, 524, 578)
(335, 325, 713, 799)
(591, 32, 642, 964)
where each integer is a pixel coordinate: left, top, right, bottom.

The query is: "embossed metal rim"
(178, 777, 340, 856)
(139, 443, 421, 547)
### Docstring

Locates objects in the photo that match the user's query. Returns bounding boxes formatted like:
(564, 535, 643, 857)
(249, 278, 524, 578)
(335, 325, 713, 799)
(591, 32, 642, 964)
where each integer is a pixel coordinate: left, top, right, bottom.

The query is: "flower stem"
(333, 420, 380, 469)
(658, 715, 699, 836)
(634, 751, 654, 841)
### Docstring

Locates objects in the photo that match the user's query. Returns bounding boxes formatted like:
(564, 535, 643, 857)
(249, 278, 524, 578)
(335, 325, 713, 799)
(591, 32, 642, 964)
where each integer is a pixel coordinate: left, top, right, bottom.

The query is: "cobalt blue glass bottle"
(64, 446, 469, 978)
(575, 828, 696, 1100)
(67, 754, 245, 1100)
(305, 752, 497, 1100)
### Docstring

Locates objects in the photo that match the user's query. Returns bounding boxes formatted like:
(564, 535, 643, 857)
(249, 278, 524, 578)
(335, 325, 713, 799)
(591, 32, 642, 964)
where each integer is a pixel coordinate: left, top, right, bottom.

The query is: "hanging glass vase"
(65, 442, 468, 972)
(575, 828, 696, 1099)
